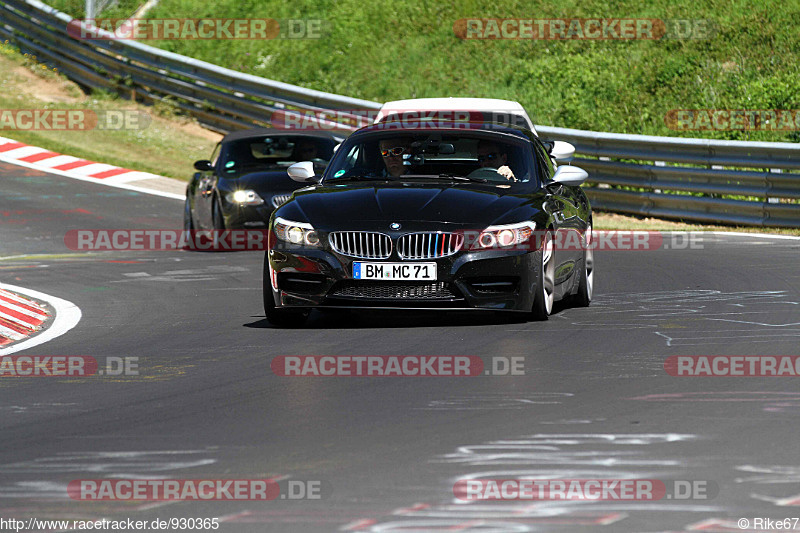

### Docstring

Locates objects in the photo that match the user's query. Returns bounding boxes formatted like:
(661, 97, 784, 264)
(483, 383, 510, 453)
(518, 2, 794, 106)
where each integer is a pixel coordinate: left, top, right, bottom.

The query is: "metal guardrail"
(1, 0, 799, 227)
(536, 126, 800, 227)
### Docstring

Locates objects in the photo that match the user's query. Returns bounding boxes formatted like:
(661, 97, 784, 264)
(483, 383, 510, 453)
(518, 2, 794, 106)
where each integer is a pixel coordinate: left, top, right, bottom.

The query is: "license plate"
(353, 262, 437, 281)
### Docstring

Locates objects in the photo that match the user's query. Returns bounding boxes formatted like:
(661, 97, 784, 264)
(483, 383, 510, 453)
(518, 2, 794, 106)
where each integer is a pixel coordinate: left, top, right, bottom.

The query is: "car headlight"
(229, 190, 264, 206)
(473, 221, 536, 249)
(274, 217, 320, 246)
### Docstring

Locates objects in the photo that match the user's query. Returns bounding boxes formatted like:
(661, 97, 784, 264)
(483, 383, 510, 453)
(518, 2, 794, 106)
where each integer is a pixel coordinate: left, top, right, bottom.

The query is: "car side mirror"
(287, 161, 317, 183)
(194, 160, 213, 171)
(549, 141, 576, 163)
(551, 165, 588, 186)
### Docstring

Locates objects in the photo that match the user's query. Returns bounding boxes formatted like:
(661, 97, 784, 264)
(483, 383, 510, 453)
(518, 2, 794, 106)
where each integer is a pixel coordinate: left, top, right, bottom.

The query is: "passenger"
(477, 140, 516, 181)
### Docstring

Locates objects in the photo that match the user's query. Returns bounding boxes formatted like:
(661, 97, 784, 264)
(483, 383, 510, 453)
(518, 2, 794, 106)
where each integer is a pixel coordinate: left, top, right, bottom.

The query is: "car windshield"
(219, 135, 338, 175)
(324, 131, 537, 185)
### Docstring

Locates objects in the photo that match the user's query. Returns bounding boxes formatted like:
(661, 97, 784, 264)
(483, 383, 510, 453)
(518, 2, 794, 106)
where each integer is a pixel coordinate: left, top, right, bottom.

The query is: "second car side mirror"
(287, 161, 317, 183)
(194, 160, 213, 171)
(549, 141, 576, 163)
(551, 165, 588, 186)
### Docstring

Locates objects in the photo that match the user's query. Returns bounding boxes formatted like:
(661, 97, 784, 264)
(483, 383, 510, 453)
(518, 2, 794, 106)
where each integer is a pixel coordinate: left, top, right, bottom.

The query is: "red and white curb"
(0, 284, 82, 355)
(0, 135, 185, 200)
(0, 288, 48, 346)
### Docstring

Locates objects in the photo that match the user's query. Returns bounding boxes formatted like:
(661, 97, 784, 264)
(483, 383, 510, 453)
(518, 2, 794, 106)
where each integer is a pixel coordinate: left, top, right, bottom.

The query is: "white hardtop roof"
(376, 98, 536, 134)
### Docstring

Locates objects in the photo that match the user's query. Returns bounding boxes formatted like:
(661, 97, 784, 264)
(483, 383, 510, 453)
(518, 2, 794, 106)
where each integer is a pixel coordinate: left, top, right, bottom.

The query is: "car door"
(533, 139, 582, 290)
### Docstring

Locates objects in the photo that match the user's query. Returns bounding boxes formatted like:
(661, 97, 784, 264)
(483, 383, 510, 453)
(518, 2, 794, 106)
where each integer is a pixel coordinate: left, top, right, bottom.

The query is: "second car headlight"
(274, 217, 320, 246)
(474, 221, 536, 249)
(229, 190, 265, 206)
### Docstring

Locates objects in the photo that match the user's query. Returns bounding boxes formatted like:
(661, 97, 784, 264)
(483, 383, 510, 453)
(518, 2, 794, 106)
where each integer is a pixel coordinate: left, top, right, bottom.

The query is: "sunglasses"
(381, 146, 407, 157)
(477, 153, 501, 163)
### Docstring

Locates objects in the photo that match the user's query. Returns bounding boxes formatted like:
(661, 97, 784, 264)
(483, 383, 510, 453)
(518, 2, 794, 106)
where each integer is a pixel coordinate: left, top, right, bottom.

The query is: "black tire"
(263, 261, 310, 327)
(212, 195, 225, 231)
(530, 230, 555, 321)
(571, 222, 593, 307)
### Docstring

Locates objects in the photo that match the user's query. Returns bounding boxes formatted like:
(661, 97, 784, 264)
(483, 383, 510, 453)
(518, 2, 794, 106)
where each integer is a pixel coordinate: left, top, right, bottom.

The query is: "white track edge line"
(708, 231, 800, 240)
(0, 153, 185, 201)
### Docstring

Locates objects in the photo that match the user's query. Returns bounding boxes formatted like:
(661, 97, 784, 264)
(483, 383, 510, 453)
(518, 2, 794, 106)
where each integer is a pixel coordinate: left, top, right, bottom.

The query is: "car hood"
(284, 183, 540, 229)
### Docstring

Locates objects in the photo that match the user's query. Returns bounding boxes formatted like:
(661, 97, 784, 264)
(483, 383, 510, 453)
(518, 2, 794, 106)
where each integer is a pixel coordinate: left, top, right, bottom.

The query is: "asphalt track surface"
(1, 160, 799, 533)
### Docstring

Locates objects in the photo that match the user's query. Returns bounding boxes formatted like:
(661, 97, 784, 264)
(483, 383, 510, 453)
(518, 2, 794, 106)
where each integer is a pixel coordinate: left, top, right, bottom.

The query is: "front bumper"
(265, 246, 540, 312)
(223, 204, 272, 229)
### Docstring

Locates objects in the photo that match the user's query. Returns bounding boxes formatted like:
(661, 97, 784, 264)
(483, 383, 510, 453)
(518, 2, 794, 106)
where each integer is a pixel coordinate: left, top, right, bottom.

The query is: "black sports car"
(184, 129, 344, 231)
(263, 123, 593, 326)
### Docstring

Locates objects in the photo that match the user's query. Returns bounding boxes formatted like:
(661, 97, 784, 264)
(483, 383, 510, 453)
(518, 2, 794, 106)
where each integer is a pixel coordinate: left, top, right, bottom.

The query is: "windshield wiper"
(390, 173, 489, 184)
(326, 174, 397, 182)
(437, 174, 488, 183)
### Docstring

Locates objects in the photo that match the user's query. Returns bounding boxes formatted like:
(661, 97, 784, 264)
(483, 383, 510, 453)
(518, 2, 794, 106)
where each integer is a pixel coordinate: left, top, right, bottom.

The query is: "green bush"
(44, 0, 800, 141)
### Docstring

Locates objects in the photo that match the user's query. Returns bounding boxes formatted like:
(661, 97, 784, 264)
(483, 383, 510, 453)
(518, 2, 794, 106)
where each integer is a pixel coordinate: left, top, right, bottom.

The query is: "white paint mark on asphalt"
(705, 318, 800, 327)
(655, 330, 800, 346)
(0, 450, 216, 474)
(654, 332, 674, 347)
(417, 394, 573, 411)
(113, 266, 249, 283)
(735, 465, 800, 484)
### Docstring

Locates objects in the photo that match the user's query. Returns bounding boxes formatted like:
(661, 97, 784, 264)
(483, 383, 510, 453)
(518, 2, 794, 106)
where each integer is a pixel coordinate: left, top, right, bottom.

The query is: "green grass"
(43, 0, 800, 142)
(47, 0, 147, 19)
(0, 42, 218, 180)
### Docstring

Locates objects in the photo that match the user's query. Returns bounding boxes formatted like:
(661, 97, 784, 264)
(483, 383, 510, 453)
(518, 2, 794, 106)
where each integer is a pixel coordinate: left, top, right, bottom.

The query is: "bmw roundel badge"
(390, 222, 401, 230)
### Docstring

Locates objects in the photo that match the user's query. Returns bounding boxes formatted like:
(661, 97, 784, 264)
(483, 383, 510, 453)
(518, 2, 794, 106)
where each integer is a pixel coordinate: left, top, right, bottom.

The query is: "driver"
(292, 139, 319, 161)
(379, 137, 413, 177)
(477, 140, 516, 181)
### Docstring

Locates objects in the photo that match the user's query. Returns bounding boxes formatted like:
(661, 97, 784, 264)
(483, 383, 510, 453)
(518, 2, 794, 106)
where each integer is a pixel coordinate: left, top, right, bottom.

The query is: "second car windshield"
(325, 132, 536, 185)
(219, 136, 337, 175)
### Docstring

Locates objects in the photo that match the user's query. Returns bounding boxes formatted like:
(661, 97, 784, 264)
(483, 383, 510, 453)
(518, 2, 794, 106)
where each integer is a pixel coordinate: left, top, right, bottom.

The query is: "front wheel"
(530, 230, 555, 321)
(263, 263, 309, 327)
